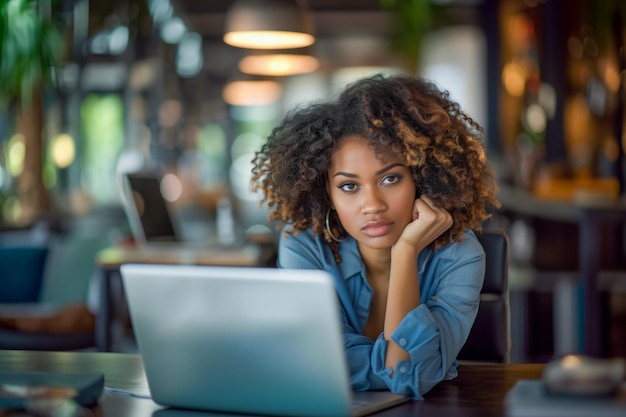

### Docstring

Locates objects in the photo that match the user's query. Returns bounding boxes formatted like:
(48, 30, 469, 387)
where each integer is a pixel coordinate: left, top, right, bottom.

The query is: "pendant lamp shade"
(224, 0, 315, 49)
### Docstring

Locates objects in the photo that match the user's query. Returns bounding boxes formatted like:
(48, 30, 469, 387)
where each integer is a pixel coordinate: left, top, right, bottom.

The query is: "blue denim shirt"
(277, 227, 485, 400)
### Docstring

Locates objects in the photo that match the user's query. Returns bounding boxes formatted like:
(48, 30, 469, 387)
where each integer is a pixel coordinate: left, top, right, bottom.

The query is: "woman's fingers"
(416, 196, 453, 230)
(401, 196, 453, 250)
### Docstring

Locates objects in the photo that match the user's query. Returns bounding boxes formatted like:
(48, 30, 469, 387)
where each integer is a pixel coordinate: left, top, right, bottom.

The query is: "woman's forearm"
(384, 241, 420, 371)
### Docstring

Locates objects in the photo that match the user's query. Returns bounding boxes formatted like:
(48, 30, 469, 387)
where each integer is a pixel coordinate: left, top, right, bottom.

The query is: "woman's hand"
(395, 195, 453, 253)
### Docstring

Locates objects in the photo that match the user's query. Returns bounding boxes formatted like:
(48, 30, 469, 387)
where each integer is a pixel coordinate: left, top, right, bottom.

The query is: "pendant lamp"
(238, 49, 320, 76)
(222, 78, 283, 106)
(223, 0, 315, 49)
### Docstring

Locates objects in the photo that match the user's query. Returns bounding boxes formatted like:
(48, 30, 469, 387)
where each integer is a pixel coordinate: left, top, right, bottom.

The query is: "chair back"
(0, 246, 48, 303)
(458, 230, 510, 362)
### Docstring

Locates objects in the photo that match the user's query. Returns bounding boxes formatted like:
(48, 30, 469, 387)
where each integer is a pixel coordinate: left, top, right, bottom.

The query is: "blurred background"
(0, 0, 624, 361)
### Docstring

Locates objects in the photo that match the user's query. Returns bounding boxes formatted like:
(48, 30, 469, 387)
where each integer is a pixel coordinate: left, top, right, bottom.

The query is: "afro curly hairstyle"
(251, 73, 500, 262)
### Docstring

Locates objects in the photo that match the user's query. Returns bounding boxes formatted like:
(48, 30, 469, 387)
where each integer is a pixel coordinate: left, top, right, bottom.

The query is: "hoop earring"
(326, 209, 348, 243)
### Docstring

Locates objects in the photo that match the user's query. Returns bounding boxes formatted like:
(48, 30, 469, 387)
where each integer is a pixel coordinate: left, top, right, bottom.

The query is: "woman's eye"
(338, 183, 358, 192)
(382, 174, 401, 185)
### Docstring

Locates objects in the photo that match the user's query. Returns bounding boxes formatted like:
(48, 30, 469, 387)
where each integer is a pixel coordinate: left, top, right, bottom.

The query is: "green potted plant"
(0, 0, 66, 224)
(380, 0, 442, 74)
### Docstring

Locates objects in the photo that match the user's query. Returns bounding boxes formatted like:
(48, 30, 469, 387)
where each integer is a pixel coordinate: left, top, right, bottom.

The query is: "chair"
(458, 230, 510, 362)
(0, 239, 95, 351)
(0, 209, 127, 351)
(0, 246, 48, 303)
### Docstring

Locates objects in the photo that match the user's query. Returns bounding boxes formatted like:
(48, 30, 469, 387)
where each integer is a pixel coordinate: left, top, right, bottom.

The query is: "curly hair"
(251, 74, 500, 262)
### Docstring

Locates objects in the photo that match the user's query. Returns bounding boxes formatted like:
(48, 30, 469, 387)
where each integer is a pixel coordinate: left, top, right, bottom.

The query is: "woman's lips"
(361, 221, 394, 237)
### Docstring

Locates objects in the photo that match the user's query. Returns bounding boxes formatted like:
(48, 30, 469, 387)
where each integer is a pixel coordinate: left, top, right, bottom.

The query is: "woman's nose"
(360, 187, 387, 214)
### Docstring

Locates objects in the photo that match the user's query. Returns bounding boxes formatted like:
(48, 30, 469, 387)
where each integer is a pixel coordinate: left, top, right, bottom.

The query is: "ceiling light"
(239, 53, 319, 76)
(222, 80, 283, 106)
(224, 0, 315, 49)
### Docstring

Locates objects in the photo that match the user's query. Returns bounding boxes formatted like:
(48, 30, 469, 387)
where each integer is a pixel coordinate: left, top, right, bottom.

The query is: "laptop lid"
(120, 171, 181, 245)
(120, 264, 408, 417)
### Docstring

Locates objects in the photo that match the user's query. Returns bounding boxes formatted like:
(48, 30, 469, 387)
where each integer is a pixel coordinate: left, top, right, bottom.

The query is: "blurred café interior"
(0, 0, 625, 362)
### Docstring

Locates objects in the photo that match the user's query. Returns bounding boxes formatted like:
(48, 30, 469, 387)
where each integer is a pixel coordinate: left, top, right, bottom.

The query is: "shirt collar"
(337, 237, 365, 280)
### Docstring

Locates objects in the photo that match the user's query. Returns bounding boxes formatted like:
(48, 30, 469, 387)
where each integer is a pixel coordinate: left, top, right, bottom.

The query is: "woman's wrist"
(392, 237, 421, 259)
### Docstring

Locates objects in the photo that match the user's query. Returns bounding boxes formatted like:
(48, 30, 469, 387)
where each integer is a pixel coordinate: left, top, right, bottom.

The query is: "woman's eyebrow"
(375, 163, 404, 175)
(333, 171, 357, 179)
(332, 163, 404, 178)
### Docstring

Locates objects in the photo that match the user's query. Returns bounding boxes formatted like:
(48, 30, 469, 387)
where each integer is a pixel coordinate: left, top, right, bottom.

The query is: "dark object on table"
(542, 354, 625, 397)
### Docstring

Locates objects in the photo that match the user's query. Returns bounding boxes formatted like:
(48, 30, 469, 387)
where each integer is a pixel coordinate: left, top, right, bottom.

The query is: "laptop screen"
(124, 173, 179, 243)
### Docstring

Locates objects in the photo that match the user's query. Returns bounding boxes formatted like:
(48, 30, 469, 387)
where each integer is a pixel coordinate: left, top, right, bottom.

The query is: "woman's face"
(327, 135, 417, 250)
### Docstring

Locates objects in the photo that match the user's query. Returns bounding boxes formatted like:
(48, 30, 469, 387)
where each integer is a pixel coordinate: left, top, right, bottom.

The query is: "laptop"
(120, 171, 251, 253)
(120, 264, 409, 417)
(119, 171, 186, 246)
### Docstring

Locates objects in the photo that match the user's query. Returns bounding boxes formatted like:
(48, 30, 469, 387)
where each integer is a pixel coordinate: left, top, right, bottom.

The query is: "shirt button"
(399, 366, 407, 374)
(399, 338, 407, 346)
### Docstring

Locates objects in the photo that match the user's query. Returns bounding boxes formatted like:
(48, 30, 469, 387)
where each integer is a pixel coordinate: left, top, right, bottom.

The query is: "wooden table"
(95, 243, 273, 352)
(498, 184, 626, 357)
(0, 350, 544, 417)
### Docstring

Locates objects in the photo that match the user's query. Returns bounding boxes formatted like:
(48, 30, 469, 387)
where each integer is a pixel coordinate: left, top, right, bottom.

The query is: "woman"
(251, 74, 500, 399)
